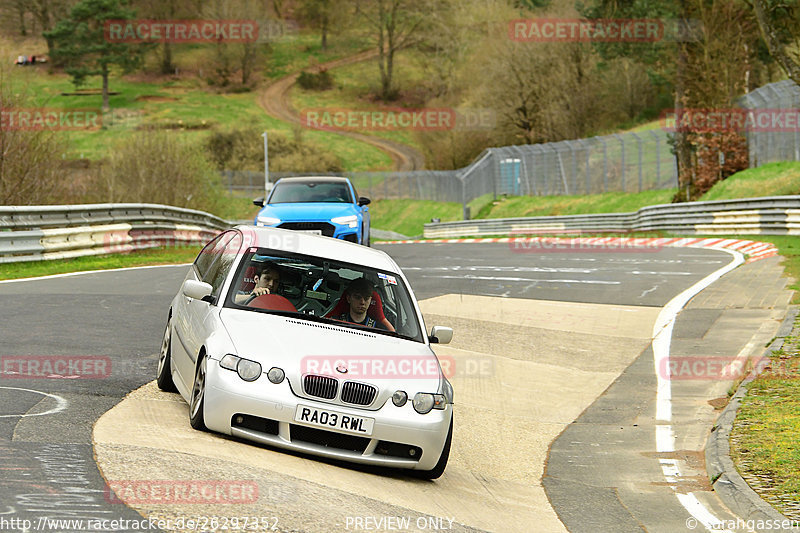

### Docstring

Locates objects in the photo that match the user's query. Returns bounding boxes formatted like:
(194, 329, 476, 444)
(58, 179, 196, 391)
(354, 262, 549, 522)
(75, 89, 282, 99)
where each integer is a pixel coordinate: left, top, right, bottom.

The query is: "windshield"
(225, 248, 424, 342)
(269, 181, 352, 204)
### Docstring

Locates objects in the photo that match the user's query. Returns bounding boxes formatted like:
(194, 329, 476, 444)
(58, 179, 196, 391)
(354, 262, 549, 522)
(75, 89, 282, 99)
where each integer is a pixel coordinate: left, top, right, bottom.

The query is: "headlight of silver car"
(412, 392, 447, 414)
(237, 359, 262, 382)
(219, 354, 262, 382)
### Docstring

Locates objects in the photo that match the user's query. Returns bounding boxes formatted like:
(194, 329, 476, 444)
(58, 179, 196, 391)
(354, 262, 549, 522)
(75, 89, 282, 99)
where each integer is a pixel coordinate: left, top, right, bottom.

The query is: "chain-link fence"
(223, 80, 800, 217)
(739, 79, 800, 167)
(221, 170, 464, 203)
(459, 131, 678, 204)
(222, 129, 678, 206)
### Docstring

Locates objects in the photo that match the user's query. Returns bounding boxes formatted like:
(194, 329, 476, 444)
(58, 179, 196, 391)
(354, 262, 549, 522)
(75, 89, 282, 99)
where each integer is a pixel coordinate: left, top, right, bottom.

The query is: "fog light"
(267, 367, 285, 384)
(392, 390, 408, 407)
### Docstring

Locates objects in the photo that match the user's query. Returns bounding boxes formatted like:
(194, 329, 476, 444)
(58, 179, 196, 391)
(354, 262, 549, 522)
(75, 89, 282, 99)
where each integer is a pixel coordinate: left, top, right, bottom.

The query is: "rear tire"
(189, 352, 208, 431)
(156, 320, 177, 392)
(411, 416, 452, 480)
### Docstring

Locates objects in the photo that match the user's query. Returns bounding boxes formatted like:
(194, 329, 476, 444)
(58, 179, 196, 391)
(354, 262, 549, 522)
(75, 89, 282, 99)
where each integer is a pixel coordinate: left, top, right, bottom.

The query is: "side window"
(194, 232, 227, 279)
(203, 233, 242, 301)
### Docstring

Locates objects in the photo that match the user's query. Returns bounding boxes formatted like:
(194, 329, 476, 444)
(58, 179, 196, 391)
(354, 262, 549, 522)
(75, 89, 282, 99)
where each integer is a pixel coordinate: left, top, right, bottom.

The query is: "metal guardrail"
(0, 203, 232, 264)
(423, 196, 800, 238)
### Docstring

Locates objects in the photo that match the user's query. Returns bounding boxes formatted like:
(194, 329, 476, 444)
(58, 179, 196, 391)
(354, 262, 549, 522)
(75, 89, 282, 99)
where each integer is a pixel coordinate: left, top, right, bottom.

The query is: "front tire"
(189, 352, 208, 431)
(156, 320, 177, 392)
(412, 416, 452, 480)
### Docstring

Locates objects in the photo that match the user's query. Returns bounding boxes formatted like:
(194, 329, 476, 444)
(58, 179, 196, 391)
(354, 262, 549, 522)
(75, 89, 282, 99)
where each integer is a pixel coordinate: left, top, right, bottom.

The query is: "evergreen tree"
(45, 0, 144, 111)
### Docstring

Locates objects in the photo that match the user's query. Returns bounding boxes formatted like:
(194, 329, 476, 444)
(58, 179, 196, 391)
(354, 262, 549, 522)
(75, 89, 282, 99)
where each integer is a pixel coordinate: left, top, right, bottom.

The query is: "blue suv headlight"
(331, 215, 358, 228)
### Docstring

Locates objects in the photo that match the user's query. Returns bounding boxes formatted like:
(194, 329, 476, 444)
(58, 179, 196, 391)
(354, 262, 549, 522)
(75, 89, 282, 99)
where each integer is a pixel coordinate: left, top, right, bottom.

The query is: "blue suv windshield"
(269, 182, 352, 204)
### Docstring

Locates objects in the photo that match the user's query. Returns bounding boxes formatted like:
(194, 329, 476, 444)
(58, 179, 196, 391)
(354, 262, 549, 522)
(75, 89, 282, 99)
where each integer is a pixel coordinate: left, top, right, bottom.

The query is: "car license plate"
(294, 405, 374, 436)
(299, 230, 322, 235)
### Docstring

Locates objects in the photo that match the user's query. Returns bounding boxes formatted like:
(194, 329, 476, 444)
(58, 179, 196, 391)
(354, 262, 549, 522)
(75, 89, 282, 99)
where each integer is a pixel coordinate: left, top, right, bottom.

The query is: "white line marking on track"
(652, 248, 743, 531)
(0, 263, 192, 284)
(420, 275, 620, 284)
(0, 387, 68, 418)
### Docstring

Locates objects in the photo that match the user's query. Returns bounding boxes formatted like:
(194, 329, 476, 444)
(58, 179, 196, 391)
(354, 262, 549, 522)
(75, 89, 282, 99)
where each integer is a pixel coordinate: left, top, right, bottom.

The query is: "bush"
(297, 69, 334, 91)
(0, 90, 68, 205)
(205, 126, 343, 173)
(94, 131, 224, 213)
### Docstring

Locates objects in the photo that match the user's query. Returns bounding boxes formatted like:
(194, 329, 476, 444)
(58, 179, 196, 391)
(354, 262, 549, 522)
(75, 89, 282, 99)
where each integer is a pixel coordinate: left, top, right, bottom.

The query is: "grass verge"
(731, 313, 800, 515)
(369, 199, 462, 237)
(0, 246, 201, 281)
(702, 162, 800, 201)
(477, 189, 678, 219)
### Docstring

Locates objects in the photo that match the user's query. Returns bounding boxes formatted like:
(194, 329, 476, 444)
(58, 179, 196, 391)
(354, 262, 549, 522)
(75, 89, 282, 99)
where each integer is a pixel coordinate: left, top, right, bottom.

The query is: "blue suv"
(253, 177, 371, 246)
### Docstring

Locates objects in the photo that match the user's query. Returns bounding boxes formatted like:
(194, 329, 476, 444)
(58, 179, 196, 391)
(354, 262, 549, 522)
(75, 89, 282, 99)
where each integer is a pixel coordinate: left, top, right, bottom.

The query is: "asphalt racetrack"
(0, 242, 791, 532)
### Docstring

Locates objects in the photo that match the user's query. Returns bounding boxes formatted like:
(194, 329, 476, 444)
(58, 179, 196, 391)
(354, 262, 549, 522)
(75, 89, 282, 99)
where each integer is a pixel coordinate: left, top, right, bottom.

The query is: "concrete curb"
(705, 306, 800, 532)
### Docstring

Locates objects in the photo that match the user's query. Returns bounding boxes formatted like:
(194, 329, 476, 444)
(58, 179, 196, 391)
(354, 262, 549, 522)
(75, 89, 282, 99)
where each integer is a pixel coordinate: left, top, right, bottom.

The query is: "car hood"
(260, 203, 358, 222)
(219, 309, 442, 410)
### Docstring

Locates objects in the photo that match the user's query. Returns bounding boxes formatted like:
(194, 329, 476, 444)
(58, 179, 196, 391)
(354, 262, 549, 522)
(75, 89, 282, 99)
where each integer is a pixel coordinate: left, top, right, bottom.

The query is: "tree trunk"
(161, 42, 175, 75)
(17, 1, 27, 36)
(102, 65, 110, 112)
(673, 0, 694, 201)
(751, 0, 800, 86)
(321, 13, 328, 50)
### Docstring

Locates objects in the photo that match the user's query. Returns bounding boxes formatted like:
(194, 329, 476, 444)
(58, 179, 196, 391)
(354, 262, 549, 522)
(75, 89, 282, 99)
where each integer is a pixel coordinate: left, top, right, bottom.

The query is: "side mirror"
(358, 196, 371, 207)
(182, 279, 213, 301)
(253, 197, 265, 207)
(429, 326, 453, 345)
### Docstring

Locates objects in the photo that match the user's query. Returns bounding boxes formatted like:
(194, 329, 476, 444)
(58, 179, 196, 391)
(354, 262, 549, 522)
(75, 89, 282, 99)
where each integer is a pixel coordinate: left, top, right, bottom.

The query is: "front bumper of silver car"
(203, 359, 451, 471)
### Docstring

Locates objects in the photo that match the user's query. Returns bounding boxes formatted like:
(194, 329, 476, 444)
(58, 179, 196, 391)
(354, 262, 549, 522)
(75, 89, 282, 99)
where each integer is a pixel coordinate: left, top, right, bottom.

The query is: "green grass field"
(0, 246, 200, 281)
(290, 52, 430, 155)
(731, 313, 800, 513)
(701, 162, 800, 201)
(4, 35, 391, 170)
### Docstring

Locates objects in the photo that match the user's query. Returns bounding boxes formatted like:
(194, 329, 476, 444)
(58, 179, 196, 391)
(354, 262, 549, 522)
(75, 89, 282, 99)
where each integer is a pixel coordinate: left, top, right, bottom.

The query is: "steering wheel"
(243, 293, 258, 306)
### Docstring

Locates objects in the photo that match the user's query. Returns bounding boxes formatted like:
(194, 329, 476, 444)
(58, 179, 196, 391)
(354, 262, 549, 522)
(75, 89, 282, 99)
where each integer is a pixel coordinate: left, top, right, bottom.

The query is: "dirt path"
(257, 49, 426, 172)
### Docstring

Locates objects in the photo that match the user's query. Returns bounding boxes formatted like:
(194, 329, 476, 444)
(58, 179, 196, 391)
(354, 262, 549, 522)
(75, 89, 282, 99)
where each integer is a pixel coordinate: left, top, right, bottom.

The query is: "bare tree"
(0, 75, 68, 205)
(477, 39, 600, 145)
(131, 0, 202, 74)
(203, 0, 269, 88)
(750, 0, 800, 85)
(30, 0, 72, 55)
(297, 0, 349, 50)
(355, 0, 437, 101)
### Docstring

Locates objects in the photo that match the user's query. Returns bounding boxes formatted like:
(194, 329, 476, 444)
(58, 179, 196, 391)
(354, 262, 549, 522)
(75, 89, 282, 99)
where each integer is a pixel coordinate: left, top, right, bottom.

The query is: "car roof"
(274, 176, 351, 185)
(235, 225, 397, 272)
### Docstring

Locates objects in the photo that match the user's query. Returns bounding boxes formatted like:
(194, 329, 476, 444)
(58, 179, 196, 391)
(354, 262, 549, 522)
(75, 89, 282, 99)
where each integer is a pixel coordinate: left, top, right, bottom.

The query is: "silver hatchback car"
(157, 225, 454, 478)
